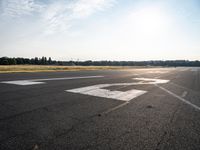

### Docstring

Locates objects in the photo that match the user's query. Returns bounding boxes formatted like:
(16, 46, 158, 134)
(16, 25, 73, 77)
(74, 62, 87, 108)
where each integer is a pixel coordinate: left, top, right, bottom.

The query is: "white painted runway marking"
(155, 85, 200, 111)
(67, 84, 147, 101)
(147, 71, 169, 74)
(133, 71, 168, 76)
(67, 78, 169, 101)
(154, 76, 161, 79)
(133, 78, 169, 84)
(100, 101, 130, 115)
(31, 76, 104, 81)
(181, 91, 188, 98)
(179, 68, 189, 71)
(1, 76, 104, 85)
(1, 80, 45, 85)
(190, 68, 199, 72)
(66, 78, 170, 115)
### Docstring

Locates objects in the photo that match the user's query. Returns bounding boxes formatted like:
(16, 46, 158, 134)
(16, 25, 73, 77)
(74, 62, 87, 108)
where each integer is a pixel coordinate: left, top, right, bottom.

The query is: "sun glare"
(118, 6, 171, 57)
(131, 7, 168, 36)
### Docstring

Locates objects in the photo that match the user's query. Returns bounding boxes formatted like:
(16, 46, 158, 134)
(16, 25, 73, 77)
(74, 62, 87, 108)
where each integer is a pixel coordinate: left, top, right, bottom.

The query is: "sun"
(131, 7, 168, 36)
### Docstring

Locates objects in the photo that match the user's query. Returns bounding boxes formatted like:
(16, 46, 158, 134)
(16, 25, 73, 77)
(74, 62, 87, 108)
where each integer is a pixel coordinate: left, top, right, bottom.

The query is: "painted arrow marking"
(67, 83, 147, 101)
(66, 78, 169, 101)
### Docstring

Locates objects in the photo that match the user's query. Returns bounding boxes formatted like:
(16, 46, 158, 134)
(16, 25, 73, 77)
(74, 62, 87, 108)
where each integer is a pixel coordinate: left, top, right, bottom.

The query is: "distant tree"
(1, 57, 9, 65)
(30, 58, 35, 64)
(24, 58, 31, 64)
(44, 57, 47, 64)
(34, 57, 39, 65)
(40, 56, 47, 65)
(58, 61, 63, 65)
(9, 58, 16, 65)
(41, 57, 44, 65)
(16, 58, 24, 64)
(1, 56, 200, 66)
(48, 57, 52, 65)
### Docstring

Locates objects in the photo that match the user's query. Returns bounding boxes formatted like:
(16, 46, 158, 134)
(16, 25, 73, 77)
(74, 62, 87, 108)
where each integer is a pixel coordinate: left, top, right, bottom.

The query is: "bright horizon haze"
(0, 0, 200, 61)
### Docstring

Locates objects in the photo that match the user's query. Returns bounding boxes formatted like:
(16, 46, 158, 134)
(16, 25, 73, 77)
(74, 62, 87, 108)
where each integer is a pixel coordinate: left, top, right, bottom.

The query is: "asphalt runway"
(0, 67, 200, 150)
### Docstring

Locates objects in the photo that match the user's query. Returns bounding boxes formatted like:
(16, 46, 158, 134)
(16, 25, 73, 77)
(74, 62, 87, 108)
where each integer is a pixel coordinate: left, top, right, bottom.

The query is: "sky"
(0, 0, 200, 61)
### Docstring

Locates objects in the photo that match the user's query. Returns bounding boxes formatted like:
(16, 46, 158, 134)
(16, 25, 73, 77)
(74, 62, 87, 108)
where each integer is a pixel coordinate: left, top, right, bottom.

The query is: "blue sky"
(0, 0, 200, 61)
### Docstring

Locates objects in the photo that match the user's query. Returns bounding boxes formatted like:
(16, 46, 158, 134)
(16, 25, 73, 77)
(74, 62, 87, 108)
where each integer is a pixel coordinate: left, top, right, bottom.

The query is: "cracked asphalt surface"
(0, 67, 200, 150)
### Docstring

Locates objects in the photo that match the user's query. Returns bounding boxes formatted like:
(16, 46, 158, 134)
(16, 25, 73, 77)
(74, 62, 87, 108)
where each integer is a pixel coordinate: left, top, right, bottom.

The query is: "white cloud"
(1, 0, 43, 17)
(42, 2, 72, 35)
(43, 0, 115, 34)
(70, 0, 115, 18)
(0, 0, 116, 34)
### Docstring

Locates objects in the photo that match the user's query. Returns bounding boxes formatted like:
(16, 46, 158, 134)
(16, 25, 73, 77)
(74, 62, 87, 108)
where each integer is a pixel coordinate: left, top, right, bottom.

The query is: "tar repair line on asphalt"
(155, 84, 200, 111)
(1, 76, 104, 85)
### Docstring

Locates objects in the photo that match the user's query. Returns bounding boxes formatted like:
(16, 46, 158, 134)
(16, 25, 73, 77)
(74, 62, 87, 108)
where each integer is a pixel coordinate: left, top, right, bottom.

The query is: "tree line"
(0, 57, 200, 66)
(0, 57, 53, 65)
